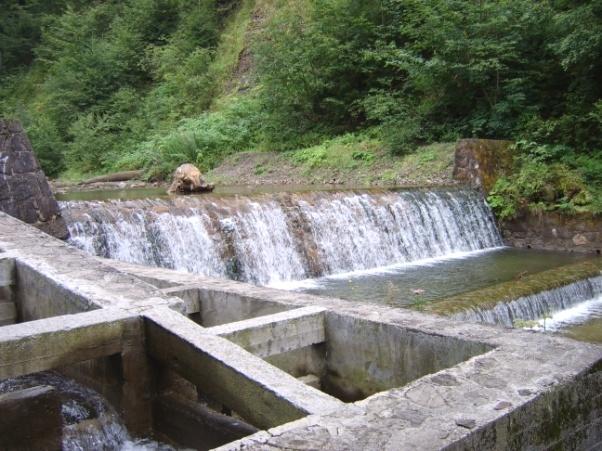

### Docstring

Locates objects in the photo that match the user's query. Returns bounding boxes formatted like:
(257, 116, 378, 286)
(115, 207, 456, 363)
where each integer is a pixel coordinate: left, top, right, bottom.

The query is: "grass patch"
(285, 133, 381, 170)
(209, 0, 257, 103)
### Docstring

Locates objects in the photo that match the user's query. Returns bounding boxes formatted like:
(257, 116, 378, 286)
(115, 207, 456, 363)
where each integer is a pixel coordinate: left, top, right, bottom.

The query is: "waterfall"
(453, 275, 602, 327)
(61, 189, 502, 286)
(0, 372, 174, 451)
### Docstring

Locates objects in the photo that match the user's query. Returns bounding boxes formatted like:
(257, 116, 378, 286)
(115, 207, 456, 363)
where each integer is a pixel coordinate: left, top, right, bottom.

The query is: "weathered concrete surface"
(0, 302, 16, 326)
(452, 139, 513, 193)
(0, 119, 68, 239)
(321, 312, 492, 401)
(0, 308, 135, 379)
(207, 306, 326, 358)
(162, 284, 292, 326)
(154, 392, 258, 450)
(0, 212, 601, 449)
(0, 212, 186, 315)
(107, 260, 602, 451)
(217, 334, 602, 451)
(0, 385, 62, 450)
(144, 306, 343, 430)
(501, 210, 602, 254)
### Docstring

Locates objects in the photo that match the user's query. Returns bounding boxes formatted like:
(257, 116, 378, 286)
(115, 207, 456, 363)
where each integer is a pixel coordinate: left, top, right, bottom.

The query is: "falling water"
(0, 372, 174, 451)
(453, 275, 602, 327)
(61, 189, 502, 286)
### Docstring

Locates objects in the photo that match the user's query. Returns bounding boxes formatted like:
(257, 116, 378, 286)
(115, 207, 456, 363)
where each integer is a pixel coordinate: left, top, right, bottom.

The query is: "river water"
(59, 186, 601, 342)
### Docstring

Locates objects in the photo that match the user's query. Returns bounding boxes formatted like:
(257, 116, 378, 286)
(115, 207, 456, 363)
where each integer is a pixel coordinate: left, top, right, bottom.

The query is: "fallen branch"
(78, 170, 144, 185)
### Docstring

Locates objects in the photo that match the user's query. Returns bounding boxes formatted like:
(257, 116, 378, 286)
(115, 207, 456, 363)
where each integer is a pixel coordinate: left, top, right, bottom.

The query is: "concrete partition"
(0, 309, 134, 379)
(143, 306, 342, 430)
(162, 284, 294, 326)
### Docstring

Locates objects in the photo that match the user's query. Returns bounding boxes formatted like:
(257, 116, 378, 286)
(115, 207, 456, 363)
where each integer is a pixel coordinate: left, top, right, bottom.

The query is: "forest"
(1, 0, 601, 218)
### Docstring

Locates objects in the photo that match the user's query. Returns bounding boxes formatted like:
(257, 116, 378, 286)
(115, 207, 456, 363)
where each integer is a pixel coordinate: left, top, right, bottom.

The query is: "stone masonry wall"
(0, 119, 68, 239)
(453, 139, 602, 253)
(452, 138, 514, 193)
(501, 210, 602, 254)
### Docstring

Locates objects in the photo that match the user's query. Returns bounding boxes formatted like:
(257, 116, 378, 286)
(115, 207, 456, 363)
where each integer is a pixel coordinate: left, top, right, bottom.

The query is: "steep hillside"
(1, 0, 601, 217)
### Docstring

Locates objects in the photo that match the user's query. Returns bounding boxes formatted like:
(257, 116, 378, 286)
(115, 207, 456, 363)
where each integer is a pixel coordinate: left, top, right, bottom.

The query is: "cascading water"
(0, 372, 174, 451)
(61, 189, 502, 286)
(453, 275, 602, 327)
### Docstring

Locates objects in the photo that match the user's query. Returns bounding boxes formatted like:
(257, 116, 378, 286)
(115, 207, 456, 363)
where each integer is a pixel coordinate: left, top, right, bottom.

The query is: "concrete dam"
(1, 185, 602, 447)
(61, 189, 502, 285)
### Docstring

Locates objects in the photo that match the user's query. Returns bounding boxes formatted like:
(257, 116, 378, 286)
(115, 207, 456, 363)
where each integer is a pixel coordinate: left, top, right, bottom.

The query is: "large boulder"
(0, 119, 68, 239)
(167, 163, 215, 194)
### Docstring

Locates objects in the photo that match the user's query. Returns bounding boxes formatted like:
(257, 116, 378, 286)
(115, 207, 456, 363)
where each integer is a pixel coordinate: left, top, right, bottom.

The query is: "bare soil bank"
(208, 143, 458, 187)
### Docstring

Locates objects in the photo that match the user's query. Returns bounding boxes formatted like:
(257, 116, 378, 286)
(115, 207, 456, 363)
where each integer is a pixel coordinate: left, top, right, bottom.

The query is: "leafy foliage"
(0, 0, 601, 218)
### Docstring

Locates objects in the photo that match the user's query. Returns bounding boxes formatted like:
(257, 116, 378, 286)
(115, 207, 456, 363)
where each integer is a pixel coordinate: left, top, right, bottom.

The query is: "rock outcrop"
(167, 163, 214, 194)
(0, 119, 68, 239)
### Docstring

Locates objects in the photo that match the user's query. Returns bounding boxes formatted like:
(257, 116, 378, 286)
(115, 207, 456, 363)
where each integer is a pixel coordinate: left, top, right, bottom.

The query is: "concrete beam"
(0, 302, 16, 326)
(0, 257, 14, 286)
(143, 307, 343, 430)
(0, 308, 136, 379)
(154, 392, 258, 450)
(207, 307, 326, 358)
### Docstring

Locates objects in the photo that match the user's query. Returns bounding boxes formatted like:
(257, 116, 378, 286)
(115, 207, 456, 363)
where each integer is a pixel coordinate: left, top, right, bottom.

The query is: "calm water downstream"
(293, 247, 593, 306)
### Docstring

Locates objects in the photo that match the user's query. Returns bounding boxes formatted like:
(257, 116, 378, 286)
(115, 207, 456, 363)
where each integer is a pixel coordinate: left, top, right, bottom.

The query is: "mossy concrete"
(423, 259, 602, 317)
(453, 138, 514, 194)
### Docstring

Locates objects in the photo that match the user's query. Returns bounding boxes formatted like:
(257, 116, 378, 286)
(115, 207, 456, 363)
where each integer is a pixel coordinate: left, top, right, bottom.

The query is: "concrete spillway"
(453, 275, 602, 327)
(60, 189, 502, 286)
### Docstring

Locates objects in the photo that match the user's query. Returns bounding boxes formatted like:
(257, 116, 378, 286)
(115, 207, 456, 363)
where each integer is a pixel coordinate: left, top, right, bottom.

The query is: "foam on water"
(455, 275, 602, 328)
(529, 294, 602, 332)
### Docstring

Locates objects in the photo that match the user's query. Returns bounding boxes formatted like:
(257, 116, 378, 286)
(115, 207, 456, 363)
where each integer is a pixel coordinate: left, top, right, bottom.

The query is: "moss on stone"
(421, 259, 602, 316)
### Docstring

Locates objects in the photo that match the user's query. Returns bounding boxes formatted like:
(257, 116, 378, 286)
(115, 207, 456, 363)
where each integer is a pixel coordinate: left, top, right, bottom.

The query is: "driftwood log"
(79, 170, 144, 185)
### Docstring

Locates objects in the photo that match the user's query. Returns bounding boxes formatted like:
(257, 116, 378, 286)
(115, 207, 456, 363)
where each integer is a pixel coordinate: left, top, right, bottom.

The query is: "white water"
(531, 294, 602, 332)
(61, 189, 503, 286)
(454, 275, 602, 328)
(0, 372, 174, 451)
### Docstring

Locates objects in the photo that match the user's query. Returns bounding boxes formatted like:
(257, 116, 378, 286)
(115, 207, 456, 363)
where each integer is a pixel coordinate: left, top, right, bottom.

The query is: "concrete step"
(0, 302, 16, 326)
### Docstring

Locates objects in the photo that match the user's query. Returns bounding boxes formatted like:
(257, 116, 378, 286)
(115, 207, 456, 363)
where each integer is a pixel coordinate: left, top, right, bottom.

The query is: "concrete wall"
(163, 285, 292, 326)
(322, 313, 492, 401)
(448, 366, 602, 450)
(15, 261, 98, 321)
